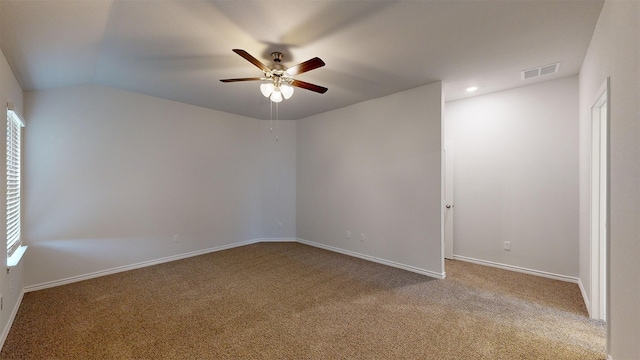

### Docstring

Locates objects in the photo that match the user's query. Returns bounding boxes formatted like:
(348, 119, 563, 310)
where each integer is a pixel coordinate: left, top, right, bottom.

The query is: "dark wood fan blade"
(220, 77, 263, 83)
(287, 57, 325, 76)
(232, 49, 270, 72)
(291, 79, 328, 94)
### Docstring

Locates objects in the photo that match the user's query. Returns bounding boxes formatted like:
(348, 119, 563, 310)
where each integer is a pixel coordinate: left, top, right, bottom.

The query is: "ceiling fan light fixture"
(222, 49, 327, 102)
(281, 84, 294, 99)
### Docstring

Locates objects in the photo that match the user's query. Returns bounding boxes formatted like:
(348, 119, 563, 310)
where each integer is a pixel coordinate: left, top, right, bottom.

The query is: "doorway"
(589, 79, 609, 321)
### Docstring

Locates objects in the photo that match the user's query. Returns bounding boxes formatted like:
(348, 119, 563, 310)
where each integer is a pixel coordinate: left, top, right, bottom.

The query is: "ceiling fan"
(220, 49, 327, 103)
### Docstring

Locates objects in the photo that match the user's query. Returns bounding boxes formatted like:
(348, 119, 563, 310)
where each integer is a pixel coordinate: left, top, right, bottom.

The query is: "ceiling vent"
(521, 62, 560, 80)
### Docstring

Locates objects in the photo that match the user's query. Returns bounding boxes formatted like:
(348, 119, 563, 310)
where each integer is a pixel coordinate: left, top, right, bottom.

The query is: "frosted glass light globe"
(281, 84, 294, 99)
(270, 90, 283, 103)
(260, 83, 275, 97)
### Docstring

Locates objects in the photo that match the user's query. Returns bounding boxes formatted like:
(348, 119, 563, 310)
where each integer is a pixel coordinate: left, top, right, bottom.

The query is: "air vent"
(521, 62, 560, 80)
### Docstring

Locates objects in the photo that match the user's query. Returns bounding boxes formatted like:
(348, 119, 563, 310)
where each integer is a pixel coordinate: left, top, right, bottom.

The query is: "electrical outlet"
(346, 231, 351, 239)
(278, 222, 283, 229)
(173, 235, 179, 243)
(360, 234, 365, 242)
(504, 241, 511, 251)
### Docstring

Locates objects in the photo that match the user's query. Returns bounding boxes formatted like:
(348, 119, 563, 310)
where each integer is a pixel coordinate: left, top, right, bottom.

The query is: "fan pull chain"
(275, 102, 279, 142)
(270, 101, 273, 133)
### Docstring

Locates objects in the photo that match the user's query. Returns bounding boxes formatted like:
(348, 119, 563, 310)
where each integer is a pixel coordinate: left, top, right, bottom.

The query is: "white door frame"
(589, 78, 609, 321)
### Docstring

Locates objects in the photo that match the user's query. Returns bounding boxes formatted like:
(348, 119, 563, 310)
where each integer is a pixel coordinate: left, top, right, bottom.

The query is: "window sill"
(7, 245, 27, 268)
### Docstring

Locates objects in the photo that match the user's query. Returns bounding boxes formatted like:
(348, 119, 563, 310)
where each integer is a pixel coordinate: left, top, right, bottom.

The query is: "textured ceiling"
(0, 0, 603, 120)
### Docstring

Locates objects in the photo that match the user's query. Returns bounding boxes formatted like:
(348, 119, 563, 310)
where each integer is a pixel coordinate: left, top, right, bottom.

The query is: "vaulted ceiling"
(0, 1, 603, 120)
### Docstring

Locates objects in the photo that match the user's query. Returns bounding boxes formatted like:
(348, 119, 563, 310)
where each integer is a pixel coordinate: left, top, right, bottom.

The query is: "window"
(7, 103, 24, 259)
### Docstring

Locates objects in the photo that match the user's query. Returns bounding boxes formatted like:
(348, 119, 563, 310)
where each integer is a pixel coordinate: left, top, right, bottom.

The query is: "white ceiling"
(0, 0, 603, 120)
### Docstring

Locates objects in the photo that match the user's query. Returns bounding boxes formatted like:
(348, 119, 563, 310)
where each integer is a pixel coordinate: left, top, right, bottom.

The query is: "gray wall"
(296, 82, 443, 277)
(24, 85, 265, 288)
(260, 120, 296, 240)
(446, 76, 579, 278)
(578, 1, 640, 358)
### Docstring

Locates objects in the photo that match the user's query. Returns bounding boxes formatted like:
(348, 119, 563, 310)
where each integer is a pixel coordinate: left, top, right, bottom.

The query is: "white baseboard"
(258, 238, 297, 242)
(452, 255, 579, 283)
(297, 238, 445, 279)
(0, 289, 24, 350)
(24, 239, 261, 292)
(578, 277, 591, 318)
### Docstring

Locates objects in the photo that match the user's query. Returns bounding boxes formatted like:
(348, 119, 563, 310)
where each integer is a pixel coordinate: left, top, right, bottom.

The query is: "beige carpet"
(1, 242, 605, 359)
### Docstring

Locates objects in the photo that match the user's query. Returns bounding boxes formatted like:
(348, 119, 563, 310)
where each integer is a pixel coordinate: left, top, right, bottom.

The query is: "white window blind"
(7, 106, 23, 258)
